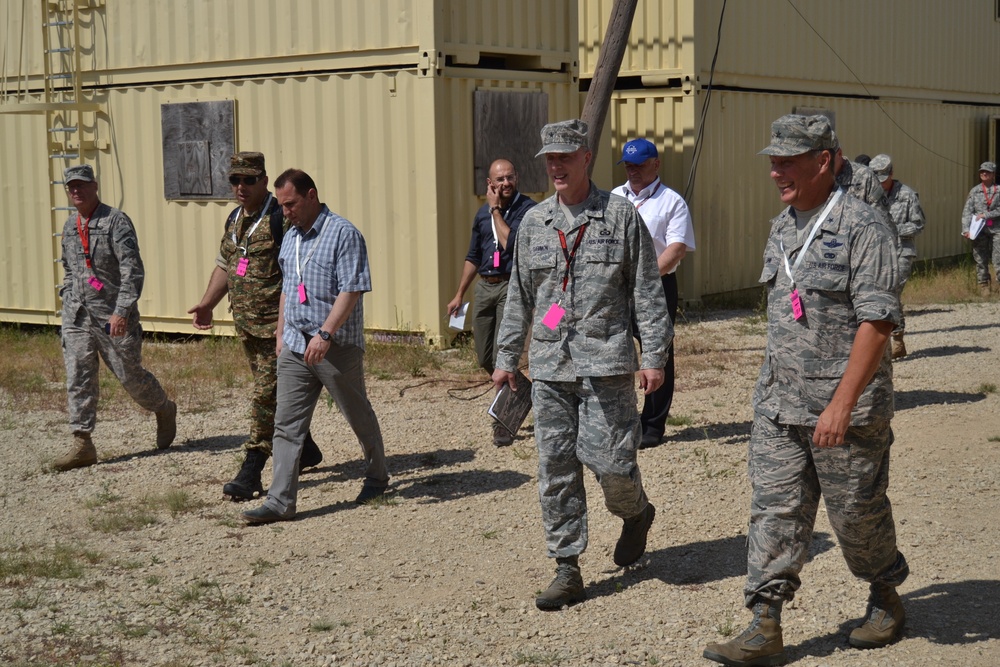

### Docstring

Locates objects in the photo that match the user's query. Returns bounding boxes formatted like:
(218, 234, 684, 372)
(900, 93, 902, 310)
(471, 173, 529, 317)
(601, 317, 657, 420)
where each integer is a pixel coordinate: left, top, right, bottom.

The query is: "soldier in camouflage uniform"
(189, 153, 322, 500)
(493, 120, 671, 611)
(52, 165, 176, 472)
(704, 115, 909, 667)
(871, 154, 926, 358)
(961, 161, 1000, 297)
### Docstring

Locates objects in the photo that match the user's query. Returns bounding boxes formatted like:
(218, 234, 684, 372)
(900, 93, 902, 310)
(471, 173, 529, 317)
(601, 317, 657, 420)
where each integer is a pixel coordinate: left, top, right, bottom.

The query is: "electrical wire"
(784, 0, 971, 169)
(683, 0, 726, 202)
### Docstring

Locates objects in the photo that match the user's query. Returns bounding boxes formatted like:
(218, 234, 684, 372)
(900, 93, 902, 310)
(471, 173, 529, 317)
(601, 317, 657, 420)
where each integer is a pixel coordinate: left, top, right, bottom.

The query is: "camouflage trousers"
(970, 230, 999, 285)
(744, 412, 909, 608)
(896, 253, 915, 333)
(532, 375, 649, 558)
(238, 331, 278, 455)
(62, 311, 169, 434)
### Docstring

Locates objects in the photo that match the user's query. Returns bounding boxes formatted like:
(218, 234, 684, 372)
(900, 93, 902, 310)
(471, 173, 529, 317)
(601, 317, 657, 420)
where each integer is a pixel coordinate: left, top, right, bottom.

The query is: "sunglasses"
(229, 175, 260, 186)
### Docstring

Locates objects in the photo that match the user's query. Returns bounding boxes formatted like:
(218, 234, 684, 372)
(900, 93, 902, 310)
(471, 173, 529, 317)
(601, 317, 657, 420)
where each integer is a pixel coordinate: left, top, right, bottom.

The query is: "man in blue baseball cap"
(615, 138, 696, 448)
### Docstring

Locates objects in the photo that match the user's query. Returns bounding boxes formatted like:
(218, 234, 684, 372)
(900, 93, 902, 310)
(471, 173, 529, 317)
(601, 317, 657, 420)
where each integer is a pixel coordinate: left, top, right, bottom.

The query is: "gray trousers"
(265, 343, 388, 516)
(62, 311, 169, 434)
(471, 279, 508, 374)
(532, 375, 649, 558)
(971, 230, 999, 285)
(745, 412, 908, 608)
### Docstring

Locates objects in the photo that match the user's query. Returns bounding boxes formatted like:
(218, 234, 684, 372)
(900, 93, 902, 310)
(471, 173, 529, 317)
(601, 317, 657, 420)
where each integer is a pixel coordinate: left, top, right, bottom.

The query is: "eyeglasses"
(229, 175, 259, 186)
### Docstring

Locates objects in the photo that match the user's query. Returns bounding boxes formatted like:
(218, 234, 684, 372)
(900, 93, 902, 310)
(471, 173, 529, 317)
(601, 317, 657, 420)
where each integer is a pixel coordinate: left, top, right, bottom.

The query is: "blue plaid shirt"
(278, 205, 372, 352)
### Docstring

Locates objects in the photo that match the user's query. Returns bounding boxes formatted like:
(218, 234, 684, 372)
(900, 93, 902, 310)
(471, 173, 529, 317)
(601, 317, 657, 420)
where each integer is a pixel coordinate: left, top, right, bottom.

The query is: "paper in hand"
(449, 302, 470, 331)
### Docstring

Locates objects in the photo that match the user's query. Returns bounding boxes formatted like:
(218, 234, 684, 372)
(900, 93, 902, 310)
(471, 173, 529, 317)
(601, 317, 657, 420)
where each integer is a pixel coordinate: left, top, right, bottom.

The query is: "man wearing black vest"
(189, 152, 322, 499)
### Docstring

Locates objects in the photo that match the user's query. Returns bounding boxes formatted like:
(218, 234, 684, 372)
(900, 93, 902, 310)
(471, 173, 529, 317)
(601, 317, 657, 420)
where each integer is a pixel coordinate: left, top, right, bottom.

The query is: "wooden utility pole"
(581, 0, 638, 174)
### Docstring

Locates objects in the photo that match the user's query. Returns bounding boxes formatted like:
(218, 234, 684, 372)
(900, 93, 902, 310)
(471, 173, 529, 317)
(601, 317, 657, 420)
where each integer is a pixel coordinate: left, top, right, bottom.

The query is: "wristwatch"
(318, 329, 331, 341)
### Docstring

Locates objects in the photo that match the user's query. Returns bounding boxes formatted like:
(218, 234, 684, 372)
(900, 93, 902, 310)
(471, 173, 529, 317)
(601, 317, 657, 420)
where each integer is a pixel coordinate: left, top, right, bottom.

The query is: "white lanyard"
(231, 193, 273, 256)
(491, 193, 519, 249)
(779, 189, 843, 288)
(295, 211, 329, 284)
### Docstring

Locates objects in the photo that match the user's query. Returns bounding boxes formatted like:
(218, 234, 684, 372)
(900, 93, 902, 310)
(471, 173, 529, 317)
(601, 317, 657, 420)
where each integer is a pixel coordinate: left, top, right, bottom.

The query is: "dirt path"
(1, 303, 998, 666)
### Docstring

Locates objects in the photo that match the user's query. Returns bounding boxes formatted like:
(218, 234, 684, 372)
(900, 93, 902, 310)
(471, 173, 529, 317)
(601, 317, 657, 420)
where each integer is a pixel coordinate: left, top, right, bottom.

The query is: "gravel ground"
(1, 302, 998, 667)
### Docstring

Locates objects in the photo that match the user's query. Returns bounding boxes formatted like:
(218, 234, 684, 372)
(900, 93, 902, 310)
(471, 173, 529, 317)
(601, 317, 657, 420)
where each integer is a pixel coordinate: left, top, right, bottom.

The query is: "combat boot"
(492, 421, 513, 447)
(849, 583, 905, 649)
(703, 600, 786, 667)
(890, 333, 907, 360)
(155, 399, 177, 449)
(614, 503, 655, 566)
(535, 556, 586, 611)
(223, 449, 268, 501)
(50, 433, 98, 472)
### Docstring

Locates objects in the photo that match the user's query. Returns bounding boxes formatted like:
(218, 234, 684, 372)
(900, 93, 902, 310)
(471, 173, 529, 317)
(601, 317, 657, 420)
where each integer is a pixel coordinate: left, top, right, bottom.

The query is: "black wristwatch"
(318, 329, 331, 341)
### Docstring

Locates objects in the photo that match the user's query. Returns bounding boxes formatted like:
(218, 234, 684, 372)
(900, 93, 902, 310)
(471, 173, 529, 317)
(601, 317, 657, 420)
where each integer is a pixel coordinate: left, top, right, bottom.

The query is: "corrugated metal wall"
(695, 0, 1000, 102)
(579, 0, 693, 79)
(0, 0, 578, 341)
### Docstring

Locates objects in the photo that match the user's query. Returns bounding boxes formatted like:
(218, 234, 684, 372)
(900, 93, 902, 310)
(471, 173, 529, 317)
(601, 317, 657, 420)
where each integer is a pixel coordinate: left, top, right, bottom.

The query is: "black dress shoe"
(300, 432, 324, 470)
(639, 432, 662, 449)
(354, 485, 387, 505)
(241, 505, 294, 524)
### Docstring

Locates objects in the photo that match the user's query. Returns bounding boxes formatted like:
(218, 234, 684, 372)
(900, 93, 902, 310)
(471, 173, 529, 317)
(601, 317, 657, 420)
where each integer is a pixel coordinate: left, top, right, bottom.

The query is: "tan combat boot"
(535, 556, 586, 611)
(703, 600, 787, 666)
(155, 399, 177, 449)
(50, 433, 97, 472)
(849, 583, 905, 649)
(890, 333, 907, 360)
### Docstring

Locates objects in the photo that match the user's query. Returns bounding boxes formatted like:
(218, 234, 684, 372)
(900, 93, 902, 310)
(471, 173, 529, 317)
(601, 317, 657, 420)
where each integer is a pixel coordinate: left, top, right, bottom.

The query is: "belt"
(480, 274, 510, 285)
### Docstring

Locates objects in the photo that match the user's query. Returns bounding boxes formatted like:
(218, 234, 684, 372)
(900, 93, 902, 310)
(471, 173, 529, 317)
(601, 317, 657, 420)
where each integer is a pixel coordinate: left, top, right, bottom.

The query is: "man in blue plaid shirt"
(242, 168, 389, 524)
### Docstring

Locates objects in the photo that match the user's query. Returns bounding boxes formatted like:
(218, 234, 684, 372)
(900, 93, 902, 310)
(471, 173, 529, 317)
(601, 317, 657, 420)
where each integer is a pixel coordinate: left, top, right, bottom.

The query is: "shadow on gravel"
(670, 421, 752, 446)
(910, 322, 996, 335)
(586, 532, 837, 601)
(905, 307, 954, 317)
(899, 344, 991, 360)
(781, 579, 1000, 661)
(895, 389, 987, 410)
(176, 434, 247, 451)
(296, 448, 478, 488)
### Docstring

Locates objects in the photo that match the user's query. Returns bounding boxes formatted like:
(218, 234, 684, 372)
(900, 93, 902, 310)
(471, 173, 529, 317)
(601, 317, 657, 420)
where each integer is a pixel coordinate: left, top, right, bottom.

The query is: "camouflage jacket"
(885, 180, 926, 257)
(60, 202, 144, 324)
(961, 182, 1000, 234)
(495, 183, 672, 382)
(216, 194, 288, 338)
(837, 159, 896, 238)
(753, 190, 900, 427)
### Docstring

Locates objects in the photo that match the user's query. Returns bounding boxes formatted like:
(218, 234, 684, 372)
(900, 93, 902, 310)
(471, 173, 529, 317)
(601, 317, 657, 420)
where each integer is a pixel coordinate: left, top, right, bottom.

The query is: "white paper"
(449, 302, 469, 331)
(968, 214, 986, 241)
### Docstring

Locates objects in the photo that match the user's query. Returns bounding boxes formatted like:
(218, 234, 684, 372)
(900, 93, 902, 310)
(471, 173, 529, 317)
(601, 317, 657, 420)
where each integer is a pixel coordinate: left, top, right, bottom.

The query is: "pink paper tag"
(236, 257, 249, 276)
(88, 276, 104, 291)
(541, 302, 565, 330)
(790, 288, 804, 320)
(298, 283, 307, 304)
(493, 251, 500, 268)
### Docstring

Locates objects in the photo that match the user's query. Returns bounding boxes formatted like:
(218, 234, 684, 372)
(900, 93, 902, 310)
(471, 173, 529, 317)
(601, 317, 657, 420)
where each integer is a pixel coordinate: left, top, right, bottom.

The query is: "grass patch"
(88, 505, 158, 533)
(0, 543, 102, 581)
(988, 436, 1000, 443)
(87, 487, 206, 533)
(903, 259, 983, 304)
(0, 325, 67, 412)
(365, 341, 442, 380)
(250, 558, 276, 575)
(362, 493, 399, 508)
(977, 383, 997, 395)
(309, 620, 335, 632)
(666, 414, 693, 427)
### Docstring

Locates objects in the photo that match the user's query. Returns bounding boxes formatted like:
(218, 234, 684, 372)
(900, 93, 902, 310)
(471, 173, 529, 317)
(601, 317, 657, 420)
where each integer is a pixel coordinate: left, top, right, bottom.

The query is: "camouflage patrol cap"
(869, 154, 893, 182)
(64, 164, 95, 183)
(980, 161, 997, 173)
(535, 119, 589, 157)
(229, 152, 266, 176)
(758, 114, 837, 156)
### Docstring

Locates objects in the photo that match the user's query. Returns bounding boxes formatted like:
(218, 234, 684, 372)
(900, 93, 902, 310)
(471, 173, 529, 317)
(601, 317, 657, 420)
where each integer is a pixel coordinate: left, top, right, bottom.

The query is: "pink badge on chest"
(298, 283, 308, 304)
(541, 302, 565, 330)
(236, 257, 249, 276)
(88, 276, 104, 291)
(790, 288, 804, 320)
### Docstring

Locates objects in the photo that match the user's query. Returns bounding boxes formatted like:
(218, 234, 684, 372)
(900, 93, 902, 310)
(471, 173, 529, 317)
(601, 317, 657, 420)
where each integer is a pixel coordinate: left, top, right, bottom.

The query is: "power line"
(683, 0, 727, 202)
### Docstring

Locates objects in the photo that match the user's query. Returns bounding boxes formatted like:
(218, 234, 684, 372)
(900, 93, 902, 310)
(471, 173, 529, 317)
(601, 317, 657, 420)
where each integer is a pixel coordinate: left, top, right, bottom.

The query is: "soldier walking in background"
(704, 115, 908, 666)
(870, 154, 926, 358)
(189, 152, 323, 500)
(493, 120, 670, 610)
(961, 161, 1000, 297)
(52, 165, 176, 471)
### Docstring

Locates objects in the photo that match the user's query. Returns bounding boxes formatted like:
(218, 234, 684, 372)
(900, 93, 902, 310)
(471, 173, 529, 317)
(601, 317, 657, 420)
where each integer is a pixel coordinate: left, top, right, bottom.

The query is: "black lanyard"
(556, 224, 588, 292)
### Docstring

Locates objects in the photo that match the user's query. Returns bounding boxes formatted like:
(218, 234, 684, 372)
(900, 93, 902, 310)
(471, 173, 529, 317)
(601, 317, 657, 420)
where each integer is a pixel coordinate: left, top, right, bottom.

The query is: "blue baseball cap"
(618, 138, 659, 164)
